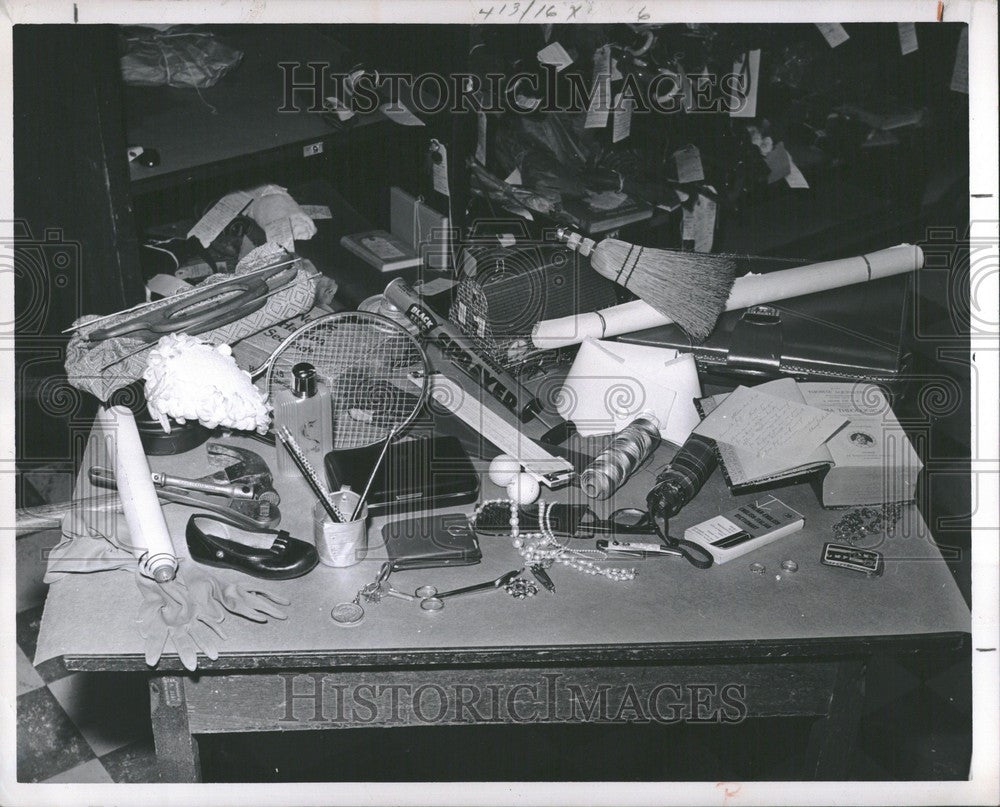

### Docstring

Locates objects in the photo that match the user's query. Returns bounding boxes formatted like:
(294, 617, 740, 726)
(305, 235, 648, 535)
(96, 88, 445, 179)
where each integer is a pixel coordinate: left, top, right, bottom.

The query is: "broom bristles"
(590, 239, 737, 341)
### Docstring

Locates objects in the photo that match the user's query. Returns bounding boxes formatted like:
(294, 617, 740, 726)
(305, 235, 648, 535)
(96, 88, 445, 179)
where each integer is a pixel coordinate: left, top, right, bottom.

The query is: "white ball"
(488, 454, 521, 487)
(506, 473, 540, 506)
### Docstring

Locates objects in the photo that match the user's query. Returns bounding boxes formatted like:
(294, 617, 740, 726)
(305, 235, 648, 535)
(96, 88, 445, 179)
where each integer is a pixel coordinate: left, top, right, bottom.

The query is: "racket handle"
(351, 429, 396, 520)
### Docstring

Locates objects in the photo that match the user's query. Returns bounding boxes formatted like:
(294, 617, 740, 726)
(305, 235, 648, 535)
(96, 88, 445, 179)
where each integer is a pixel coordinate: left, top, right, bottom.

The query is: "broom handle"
(533, 244, 923, 348)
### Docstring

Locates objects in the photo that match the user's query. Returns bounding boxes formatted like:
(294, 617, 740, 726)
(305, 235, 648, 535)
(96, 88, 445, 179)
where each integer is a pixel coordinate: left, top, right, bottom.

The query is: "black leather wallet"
(325, 435, 479, 518)
(382, 512, 482, 571)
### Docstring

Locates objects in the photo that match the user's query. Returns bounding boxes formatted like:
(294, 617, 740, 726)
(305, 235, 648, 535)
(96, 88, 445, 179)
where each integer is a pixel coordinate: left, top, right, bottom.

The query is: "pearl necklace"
(470, 499, 638, 583)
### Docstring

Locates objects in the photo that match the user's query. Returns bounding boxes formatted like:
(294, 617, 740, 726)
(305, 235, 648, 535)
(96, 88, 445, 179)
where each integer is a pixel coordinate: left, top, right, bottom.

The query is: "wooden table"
(35, 417, 970, 782)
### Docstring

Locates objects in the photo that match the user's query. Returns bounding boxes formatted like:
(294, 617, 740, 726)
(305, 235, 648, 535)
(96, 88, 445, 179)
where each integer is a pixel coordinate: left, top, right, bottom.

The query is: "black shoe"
(186, 515, 318, 580)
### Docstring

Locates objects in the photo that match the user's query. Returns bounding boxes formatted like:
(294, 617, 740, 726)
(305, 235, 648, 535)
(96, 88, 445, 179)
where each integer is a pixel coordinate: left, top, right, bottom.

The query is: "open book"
(695, 378, 922, 507)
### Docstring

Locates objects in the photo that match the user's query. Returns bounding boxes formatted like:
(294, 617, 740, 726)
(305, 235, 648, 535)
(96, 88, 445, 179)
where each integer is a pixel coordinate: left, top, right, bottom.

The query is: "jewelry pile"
(471, 498, 638, 583)
(832, 503, 905, 544)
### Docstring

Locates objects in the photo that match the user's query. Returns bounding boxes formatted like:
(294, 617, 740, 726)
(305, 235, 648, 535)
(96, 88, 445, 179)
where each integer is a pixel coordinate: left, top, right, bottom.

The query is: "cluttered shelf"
(124, 25, 383, 192)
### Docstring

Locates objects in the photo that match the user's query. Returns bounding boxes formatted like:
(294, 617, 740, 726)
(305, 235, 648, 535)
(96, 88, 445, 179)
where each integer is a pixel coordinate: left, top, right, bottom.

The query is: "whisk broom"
(556, 229, 737, 342)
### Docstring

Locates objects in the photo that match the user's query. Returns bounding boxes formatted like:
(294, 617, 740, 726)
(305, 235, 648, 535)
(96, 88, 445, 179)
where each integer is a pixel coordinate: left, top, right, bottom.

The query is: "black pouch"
(325, 435, 479, 518)
(382, 512, 482, 571)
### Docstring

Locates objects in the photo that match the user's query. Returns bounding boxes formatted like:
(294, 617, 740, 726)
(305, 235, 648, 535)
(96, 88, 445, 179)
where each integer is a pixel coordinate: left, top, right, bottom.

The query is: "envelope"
(556, 338, 702, 444)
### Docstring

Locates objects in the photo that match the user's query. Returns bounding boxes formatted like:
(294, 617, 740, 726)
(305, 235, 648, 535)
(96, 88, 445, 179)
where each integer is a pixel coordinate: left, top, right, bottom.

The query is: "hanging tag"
(537, 41, 574, 72)
(430, 140, 450, 197)
(682, 190, 716, 252)
(950, 27, 969, 94)
(265, 217, 295, 252)
(301, 205, 332, 220)
(610, 56, 622, 82)
(897, 22, 918, 55)
(730, 49, 760, 118)
(672, 145, 704, 184)
(612, 91, 634, 143)
(765, 142, 792, 183)
(785, 154, 809, 188)
(505, 167, 522, 186)
(145, 274, 193, 301)
(475, 110, 487, 165)
(585, 45, 612, 129)
(815, 23, 849, 48)
(188, 190, 254, 248)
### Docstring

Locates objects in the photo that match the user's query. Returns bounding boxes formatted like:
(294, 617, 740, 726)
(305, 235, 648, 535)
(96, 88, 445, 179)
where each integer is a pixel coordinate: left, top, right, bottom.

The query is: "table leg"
(806, 657, 866, 778)
(149, 675, 201, 783)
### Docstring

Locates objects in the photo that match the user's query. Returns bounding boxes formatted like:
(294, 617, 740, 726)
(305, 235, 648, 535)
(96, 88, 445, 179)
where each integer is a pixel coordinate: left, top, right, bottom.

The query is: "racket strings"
(266, 313, 428, 451)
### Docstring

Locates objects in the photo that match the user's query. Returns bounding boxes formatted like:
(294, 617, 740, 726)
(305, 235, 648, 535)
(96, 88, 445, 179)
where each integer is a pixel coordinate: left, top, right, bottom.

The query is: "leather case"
(617, 273, 913, 398)
(382, 512, 482, 570)
(324, 435, 479, 518)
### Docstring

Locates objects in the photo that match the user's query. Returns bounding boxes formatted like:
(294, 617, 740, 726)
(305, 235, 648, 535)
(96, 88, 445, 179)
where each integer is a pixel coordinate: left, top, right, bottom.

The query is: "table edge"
(63, 631, 971, 672)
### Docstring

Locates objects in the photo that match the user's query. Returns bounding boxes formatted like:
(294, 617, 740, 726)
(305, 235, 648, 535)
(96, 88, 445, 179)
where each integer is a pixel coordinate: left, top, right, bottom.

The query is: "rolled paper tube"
(532, 244, 924, 349)
(97, 405, 179, 582)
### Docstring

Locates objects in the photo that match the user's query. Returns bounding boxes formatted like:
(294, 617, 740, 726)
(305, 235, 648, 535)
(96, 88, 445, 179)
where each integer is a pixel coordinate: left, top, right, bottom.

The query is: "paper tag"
(145, 273, 193, 301)
(361, 235, 406, 259)
(381, 102, 425, 126)
(950, 26, 969, 94)
(504, 168, 522, 186)
(430, 140, 450, 196)
(188, 190, 254, 248)
(265, 217, 295, 252)
(673, 145, 705, 184)
(300, 205, 332, 220)
(127, 146, 144, 162)
(785, 154, 809, 188)
(681, 68, 695, 112)
(730, 49, 760, 118)
(476, 110, 487, 165)
(612, 91, 634, 143)
(897, 22, 918, 55)
(816, 23, 849, 48)
(682, 190, 716, 252)
(498, 233, 517, 248)
(681, 206, 696, 242)
(585, 45, 612, 129)
(537, 41, 574, 72)
(765, 142, 792, 183)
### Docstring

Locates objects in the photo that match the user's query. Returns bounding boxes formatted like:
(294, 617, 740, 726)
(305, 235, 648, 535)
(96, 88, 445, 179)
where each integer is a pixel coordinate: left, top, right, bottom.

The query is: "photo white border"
(1, 1, 996, 805)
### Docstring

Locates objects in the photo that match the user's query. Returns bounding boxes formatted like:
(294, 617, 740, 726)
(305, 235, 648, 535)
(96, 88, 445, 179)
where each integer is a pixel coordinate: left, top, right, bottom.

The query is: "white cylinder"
(532, 244, 924, 348)
(98, 405, 178, 582)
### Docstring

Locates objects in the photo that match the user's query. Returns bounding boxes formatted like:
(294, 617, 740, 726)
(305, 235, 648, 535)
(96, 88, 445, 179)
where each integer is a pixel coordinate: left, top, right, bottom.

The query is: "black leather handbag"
(617, 273, 913, 399)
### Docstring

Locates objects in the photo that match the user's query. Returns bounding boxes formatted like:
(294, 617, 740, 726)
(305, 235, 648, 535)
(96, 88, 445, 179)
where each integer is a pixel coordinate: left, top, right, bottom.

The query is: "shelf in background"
(124, 25, 383, 193)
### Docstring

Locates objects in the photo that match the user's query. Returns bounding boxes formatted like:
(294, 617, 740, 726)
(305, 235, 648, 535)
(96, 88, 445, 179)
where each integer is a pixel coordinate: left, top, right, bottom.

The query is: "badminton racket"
(258, 311, 431, 515)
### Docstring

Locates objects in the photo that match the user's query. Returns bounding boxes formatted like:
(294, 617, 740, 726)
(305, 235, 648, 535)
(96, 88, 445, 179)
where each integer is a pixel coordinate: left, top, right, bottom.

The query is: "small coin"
(331, 602, 365, 626)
